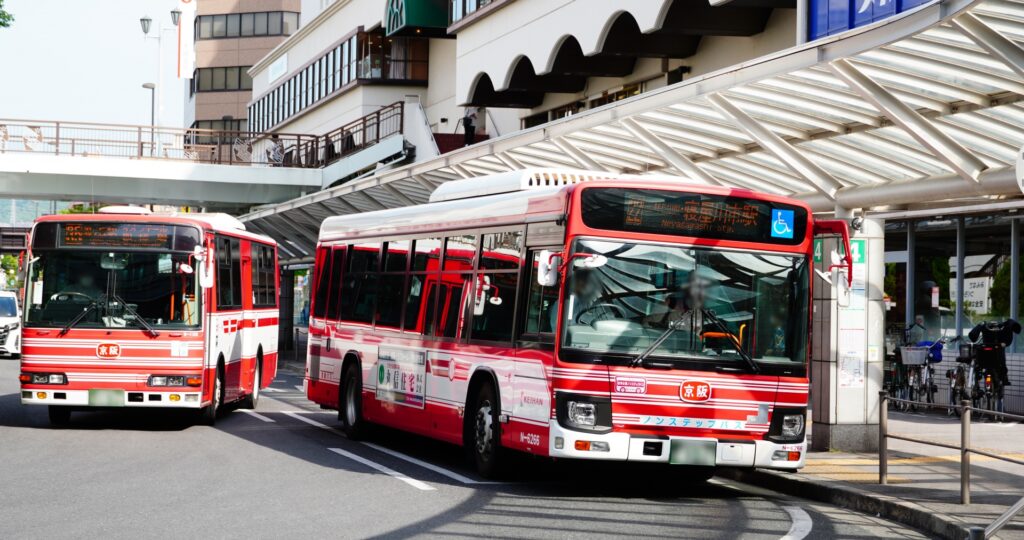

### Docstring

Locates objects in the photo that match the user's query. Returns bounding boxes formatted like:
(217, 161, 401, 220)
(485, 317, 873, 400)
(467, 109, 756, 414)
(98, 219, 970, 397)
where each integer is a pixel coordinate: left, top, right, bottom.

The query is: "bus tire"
(340, 363, 367, 439)
(48, 406, 71, 427)
(241, 354, 261, 410)
(200, 363, 224, 426)
(467, 381, 504, 479)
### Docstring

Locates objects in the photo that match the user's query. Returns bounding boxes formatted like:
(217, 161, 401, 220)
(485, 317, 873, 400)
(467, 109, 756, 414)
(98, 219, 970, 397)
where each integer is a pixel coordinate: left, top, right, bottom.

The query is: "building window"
(191, 66, 254, 95)
(450, 0, 494, 24)
(196, 12, 299, 39)
(247, 31, 427, 131)
(589, 83, 643, 108)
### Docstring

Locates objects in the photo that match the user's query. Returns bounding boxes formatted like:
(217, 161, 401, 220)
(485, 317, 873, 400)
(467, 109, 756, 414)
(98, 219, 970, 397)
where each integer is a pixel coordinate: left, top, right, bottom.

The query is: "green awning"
(385, 0, 450, 37)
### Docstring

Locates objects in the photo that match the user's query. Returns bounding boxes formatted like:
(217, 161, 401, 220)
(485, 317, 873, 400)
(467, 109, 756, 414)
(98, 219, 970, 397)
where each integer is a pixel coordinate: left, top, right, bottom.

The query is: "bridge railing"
(0, 119, 320, 168)
(0, 102, 407, 169)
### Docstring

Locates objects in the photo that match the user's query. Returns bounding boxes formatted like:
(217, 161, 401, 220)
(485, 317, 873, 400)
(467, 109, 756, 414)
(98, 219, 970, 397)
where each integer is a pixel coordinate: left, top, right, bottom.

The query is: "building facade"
(246, 0, 801, 185)
(184, 0, 302, 134)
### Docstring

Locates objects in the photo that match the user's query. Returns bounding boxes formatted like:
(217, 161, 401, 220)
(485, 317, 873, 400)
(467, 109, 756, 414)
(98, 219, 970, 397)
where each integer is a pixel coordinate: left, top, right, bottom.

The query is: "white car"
(0, 290, 20, 357)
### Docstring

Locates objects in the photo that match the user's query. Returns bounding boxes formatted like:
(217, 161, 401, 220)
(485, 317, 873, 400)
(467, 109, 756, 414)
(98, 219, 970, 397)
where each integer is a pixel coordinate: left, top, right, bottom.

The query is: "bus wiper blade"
(701, 308, 760, 374)
(631, 318, 687, 368)
(111, 294, 159, 337)
(58, 300, 100, 337)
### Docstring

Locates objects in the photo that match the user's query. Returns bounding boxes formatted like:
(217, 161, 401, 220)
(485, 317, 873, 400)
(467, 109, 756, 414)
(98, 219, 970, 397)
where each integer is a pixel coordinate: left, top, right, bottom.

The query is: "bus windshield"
(559, 239, 808, 370)
(24, 250, 201, 329)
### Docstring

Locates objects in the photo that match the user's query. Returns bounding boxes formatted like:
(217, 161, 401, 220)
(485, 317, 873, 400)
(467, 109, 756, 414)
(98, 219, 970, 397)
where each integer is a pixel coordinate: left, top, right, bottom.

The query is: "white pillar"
(811, 212, 885, 452)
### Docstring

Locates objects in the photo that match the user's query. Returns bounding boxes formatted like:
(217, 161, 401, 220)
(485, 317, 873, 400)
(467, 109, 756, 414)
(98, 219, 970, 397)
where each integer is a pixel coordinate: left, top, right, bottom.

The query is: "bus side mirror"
(537, 250, 561, 287)
(194, 246, 214, 289)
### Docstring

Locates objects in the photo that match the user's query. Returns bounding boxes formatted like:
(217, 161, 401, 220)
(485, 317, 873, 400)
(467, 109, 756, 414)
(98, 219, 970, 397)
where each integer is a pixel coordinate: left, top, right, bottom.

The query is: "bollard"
(961, 399, 972, 505)
(967, 526, 985, 539)
(879, 390, 888, 485)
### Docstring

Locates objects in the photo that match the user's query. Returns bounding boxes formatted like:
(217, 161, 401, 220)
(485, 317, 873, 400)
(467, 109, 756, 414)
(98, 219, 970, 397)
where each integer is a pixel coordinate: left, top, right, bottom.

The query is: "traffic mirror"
(537, 250, 560, 287)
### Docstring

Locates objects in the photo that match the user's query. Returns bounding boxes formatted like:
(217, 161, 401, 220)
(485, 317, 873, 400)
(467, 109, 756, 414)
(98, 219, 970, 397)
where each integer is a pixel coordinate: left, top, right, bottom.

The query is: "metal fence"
(319, 101, 404, 167)
(878, 392, 1024, 539)
(0, 102, 406, 170)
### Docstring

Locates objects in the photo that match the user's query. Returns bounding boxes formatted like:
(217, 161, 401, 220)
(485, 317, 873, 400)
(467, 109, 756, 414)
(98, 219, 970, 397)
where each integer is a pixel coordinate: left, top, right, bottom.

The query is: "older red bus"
(19, 208, 280, 426)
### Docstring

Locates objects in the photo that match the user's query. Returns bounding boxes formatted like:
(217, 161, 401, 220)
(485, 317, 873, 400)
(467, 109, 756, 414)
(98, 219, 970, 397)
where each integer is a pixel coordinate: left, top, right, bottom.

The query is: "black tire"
(200, 365, 224, 426)
(339, 363, 367, 439)
(48, 406, 71, 427)
(240, 358, 261, 410)
(467, 382, 504, 479)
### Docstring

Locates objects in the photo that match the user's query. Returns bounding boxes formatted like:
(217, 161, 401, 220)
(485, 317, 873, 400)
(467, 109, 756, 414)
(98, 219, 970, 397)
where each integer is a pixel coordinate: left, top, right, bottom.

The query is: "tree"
(989, 259, 1021, 317)
(0, 0, 13, 28)
(0, 254, 17, 289)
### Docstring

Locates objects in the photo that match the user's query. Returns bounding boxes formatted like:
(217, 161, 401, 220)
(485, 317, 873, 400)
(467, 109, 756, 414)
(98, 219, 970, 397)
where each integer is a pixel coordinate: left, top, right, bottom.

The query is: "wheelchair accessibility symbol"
(770, 209, 794, 239)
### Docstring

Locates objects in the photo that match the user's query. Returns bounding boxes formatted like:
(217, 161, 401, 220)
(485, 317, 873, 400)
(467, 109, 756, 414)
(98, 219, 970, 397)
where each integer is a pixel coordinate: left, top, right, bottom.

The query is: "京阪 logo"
(96, 343, 122, 359)
(770, 209, 794, 239)
(680, 380, 711, 402)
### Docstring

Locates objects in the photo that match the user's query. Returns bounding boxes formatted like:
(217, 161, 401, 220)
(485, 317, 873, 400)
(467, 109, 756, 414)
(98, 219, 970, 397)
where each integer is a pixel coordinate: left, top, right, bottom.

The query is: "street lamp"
(142, 83, 156, 156)
(139, 10, 180, 155)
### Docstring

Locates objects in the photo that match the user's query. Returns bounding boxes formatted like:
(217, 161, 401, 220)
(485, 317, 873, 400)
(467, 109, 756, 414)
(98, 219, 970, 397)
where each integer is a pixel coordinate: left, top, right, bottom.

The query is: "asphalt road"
(0, 358, 926, 539)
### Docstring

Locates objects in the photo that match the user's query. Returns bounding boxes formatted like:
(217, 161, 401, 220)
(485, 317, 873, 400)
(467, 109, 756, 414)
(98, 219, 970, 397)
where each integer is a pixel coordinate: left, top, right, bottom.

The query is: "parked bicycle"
(896, 338, 946, 412)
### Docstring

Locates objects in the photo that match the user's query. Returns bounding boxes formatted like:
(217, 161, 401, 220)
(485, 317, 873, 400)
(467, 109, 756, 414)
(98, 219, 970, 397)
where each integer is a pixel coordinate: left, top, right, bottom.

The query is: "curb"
(718, 467, 968, 539)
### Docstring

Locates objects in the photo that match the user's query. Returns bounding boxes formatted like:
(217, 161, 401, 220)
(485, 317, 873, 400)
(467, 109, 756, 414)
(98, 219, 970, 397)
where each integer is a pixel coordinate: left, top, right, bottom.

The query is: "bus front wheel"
(48, 406, 71, 427)
(200, 368, 223, 426)
(468, 382, 505, 479)
(340, 364, 367, 439)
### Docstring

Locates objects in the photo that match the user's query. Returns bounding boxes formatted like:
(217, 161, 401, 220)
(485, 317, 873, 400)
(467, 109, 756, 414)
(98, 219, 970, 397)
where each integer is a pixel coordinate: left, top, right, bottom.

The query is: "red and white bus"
(19, 208, 280, 426)
(305, 170, 851, 478)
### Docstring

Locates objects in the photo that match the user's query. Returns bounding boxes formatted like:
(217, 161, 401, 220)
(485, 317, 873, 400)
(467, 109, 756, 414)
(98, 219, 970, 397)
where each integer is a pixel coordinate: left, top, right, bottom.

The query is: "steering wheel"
(576, 303, 627, 326)
(50, 291, 94, 303)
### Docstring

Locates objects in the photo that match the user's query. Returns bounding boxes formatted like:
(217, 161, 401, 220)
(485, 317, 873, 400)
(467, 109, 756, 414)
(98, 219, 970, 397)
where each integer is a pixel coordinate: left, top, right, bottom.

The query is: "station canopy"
(242, 0, 1024, 264)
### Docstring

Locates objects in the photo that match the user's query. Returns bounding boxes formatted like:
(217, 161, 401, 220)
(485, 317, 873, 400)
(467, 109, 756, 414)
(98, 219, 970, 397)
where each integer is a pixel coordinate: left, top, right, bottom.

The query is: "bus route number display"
(582, 188, 807, 245)
(60, 223, 174, 249)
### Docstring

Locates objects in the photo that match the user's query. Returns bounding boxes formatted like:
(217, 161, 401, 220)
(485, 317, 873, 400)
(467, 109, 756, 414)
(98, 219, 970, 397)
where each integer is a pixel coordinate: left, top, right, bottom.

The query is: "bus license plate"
(669, 439, 717, 466)
(89, 389, 125, 407)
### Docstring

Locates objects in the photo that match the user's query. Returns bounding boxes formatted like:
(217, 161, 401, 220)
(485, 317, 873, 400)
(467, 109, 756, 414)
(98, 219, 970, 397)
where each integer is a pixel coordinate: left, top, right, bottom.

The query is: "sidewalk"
(724, 411, 1024, 539)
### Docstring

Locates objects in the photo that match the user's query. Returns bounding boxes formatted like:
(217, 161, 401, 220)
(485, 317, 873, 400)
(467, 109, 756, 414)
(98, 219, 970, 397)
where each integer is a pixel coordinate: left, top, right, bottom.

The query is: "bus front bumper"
(21, 388, 203, 408)
(548, 422, 806, 470)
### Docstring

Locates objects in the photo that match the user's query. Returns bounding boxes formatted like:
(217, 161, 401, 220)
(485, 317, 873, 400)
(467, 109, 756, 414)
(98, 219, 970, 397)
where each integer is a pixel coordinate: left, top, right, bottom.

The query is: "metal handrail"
(878, 391, 1024, 539)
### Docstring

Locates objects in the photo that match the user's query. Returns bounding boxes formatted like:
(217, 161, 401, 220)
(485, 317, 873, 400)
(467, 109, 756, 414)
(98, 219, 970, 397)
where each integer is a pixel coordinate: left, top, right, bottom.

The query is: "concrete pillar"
(956, 217, 965, 338)
(906, 221, 916, 328)
(811, 215, 885, 452)
(1012, 219, 1020, 351)
(279, 268, 295, 352)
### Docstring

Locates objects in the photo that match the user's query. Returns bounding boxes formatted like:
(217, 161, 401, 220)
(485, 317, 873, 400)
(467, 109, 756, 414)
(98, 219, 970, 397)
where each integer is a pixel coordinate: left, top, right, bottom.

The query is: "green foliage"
(990, 258, 1020, 317)
(0, 0, 13, 28)
(59, 203, 101, 215)
(0, 254, 17, 289)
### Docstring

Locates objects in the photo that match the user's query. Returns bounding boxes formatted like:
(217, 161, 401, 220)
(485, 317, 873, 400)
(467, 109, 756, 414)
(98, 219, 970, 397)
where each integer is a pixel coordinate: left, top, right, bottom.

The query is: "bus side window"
(325, 247, 345, 321)
(522, 250, 560, 339)
(311, 246, 331, 320)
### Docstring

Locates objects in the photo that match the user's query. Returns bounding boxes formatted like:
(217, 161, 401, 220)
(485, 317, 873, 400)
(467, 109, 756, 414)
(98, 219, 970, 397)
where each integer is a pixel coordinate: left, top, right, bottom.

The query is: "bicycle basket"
(900, 346, 930, 365)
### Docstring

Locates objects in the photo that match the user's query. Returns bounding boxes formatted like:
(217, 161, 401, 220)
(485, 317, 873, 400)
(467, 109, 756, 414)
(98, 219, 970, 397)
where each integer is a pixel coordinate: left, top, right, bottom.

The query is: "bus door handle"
(326, 336, 331, 351)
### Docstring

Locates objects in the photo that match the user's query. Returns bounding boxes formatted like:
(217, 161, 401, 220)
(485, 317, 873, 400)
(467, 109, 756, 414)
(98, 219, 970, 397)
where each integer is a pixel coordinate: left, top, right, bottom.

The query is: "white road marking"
(294, 385, 305, 392)
(238, 409, 275, 423)
(263, 387, 285, 393)
(281, 411, 337, 431)
(328, 447, 436, 491)
(361, 442, 504, 485)
(780, 506, 813, 540)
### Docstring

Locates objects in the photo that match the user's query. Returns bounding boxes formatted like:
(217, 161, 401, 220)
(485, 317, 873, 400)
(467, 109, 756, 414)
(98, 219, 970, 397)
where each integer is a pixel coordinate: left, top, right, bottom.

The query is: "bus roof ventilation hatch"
(427, 168, 624, 203)
(97, 205, 152, 215)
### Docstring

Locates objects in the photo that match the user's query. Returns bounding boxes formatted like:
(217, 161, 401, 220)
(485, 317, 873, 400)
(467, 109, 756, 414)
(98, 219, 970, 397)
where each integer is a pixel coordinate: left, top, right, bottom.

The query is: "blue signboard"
(808, 0, 933, 41)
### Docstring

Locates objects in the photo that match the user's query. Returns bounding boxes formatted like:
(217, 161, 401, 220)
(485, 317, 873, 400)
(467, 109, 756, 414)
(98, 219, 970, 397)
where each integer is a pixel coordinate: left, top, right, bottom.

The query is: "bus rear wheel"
(48, 406, 71, 427)
(200, 368, 223, 426)
(340, 364, 367, 439)
(468, 382, 504, 479)
(241, 360, 261, 409)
